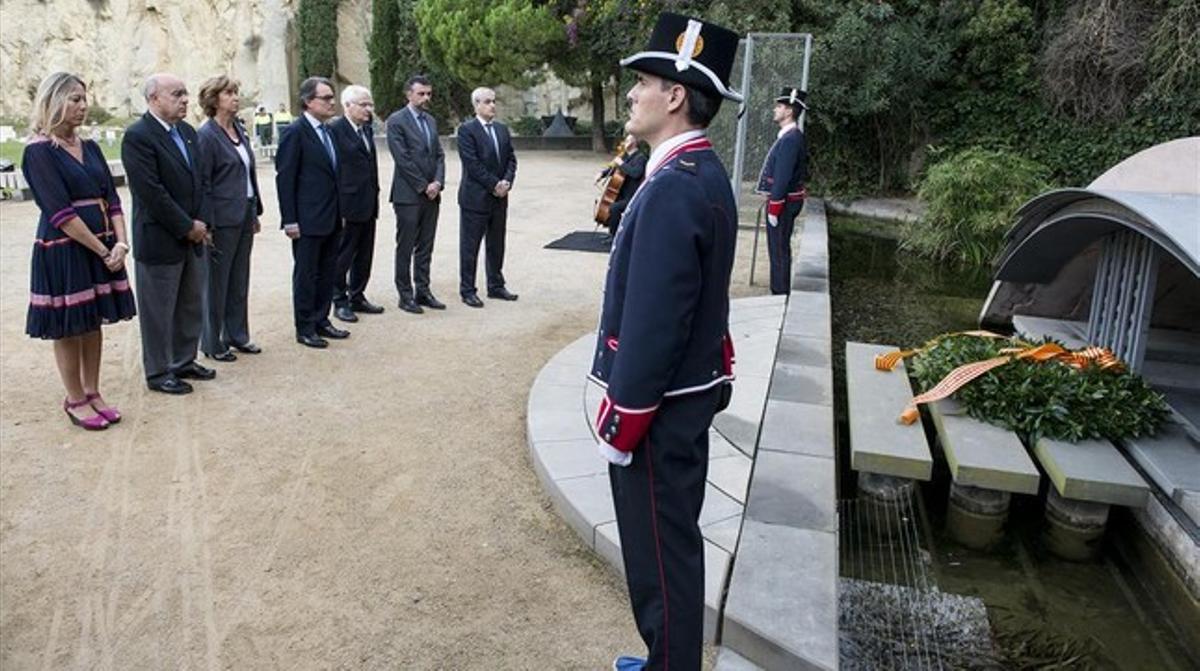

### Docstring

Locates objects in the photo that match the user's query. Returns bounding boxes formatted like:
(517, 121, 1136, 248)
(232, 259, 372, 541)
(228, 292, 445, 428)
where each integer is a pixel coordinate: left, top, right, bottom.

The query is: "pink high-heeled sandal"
(85, 392, 121, 424)
(64, 397, 109, 431)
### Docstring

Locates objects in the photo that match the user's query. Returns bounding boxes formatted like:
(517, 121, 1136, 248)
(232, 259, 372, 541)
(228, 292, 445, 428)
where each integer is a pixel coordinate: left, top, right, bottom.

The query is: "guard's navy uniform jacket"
(756, 123, 808, 294)
(589, 134, 736, 457)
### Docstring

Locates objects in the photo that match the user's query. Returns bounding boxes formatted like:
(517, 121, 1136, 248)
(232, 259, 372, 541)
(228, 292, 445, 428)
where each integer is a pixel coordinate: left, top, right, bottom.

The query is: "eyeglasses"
(350, 101, 375, 108)
(314, 94, 336, 102)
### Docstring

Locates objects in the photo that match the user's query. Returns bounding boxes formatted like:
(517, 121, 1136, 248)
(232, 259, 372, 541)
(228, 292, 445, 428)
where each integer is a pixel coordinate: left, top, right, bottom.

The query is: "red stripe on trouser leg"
(645, 441, 670, 669)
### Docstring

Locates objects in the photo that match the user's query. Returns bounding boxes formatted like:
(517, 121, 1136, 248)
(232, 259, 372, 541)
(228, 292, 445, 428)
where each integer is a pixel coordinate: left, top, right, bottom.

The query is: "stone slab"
(709, 428, 743, 458)
(533, 438, 607, 482)
(705, 540, 732, 643)
(723, 520, 838, 671)
(781, 294, 831, 339)
(927, 401, 1040, 495)
(553, 473, 614, 547)
(528, 377, 583, 415)
(534, 361, 591, 387)
(702, 514, 743, 554)
(700, 483, 744, 528)
(708, 453, 753, 504)
(744, 451, 836, 533)
(1033, 436, 1149, 507)
(845, 342, 933, 481)
(714, 647, 764, 671)
(712, 412, 760, 456)
(768, 362, 833, 407)
(527, 408, 596, 445)
(758, 399, 833, 458)
(1124, 417, 1200, 500)
(595, 521, 624, 575)
(776, 335, 832, 368)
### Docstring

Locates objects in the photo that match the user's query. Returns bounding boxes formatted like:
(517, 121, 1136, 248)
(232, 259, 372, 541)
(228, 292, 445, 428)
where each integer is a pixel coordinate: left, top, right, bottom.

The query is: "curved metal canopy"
(995, 188, 1200, 283)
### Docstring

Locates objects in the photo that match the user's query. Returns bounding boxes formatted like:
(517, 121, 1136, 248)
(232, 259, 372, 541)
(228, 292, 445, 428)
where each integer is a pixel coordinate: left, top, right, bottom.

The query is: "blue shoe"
(612, 656, 646, 671)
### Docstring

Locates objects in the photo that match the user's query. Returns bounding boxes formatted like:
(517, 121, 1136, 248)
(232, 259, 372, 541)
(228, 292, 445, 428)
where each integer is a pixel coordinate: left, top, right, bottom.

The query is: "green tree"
(414, 0, 563, 85)
(298, 0, 339, 81)
(368, 0, 405, 118)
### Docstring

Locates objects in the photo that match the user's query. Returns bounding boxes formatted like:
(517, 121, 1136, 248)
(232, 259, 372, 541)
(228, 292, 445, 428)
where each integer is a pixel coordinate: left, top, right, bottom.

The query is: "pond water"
(828, 215, 1195, 669)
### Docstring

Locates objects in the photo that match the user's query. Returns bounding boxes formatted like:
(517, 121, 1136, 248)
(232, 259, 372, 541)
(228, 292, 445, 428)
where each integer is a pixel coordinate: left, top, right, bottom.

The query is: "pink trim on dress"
(49, 207, 78, 229)
(30, 279, 131, 308)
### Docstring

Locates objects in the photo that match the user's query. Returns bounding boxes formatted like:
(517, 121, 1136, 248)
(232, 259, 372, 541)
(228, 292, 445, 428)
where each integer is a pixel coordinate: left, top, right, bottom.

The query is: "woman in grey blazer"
(197, 76, 264, 360)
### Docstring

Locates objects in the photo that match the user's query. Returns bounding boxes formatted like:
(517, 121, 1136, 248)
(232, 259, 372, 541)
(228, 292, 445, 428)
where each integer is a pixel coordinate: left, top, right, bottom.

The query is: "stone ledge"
(927, 400, 1040, 495)
(846, 342, 933, 481)
(1033, 436, 1149, 507)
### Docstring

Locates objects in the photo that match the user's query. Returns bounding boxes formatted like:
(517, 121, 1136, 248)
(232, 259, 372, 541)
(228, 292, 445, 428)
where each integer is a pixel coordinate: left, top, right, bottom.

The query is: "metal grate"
(1087, 229, 1158, 371)
(838, 496, 998, 670)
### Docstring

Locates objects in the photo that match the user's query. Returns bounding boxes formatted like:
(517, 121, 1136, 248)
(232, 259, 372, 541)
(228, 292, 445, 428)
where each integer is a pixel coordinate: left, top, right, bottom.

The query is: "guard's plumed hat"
(620, 13, 743, 103)
(775, 87, 808, 110)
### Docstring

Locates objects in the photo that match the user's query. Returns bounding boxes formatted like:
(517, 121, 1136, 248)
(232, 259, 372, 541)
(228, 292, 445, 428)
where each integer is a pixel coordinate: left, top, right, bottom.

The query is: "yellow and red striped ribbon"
(875, 333, 1126, 425)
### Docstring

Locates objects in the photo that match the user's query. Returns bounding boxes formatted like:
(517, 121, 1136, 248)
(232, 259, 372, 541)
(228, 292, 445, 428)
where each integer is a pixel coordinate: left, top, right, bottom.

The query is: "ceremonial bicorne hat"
(775, 87, 808, 110)
(619, 13, 743, 103)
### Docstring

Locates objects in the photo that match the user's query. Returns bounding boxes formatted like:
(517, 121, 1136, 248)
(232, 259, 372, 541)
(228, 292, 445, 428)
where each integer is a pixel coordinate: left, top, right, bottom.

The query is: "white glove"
(768, 213, 779, 227)
(597, 440, 633, 467)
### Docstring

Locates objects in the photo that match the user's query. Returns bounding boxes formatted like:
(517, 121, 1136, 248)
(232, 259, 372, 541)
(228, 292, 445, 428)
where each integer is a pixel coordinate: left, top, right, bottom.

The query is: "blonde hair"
(198, 75, 239, 118)
(30, 72, 86, 137)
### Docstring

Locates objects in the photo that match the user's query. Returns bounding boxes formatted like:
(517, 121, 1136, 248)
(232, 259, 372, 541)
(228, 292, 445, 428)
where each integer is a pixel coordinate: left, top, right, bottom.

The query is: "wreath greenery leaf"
(908, 334, 1169, 443)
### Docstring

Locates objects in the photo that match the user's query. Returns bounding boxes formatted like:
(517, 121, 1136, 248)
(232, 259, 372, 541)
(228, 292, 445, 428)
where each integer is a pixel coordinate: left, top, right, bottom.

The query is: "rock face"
(0, 0, 372, 124)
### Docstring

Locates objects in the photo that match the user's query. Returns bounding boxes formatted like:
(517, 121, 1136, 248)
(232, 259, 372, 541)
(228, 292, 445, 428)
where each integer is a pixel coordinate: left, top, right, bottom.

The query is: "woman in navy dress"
(23, 72, 136, 430)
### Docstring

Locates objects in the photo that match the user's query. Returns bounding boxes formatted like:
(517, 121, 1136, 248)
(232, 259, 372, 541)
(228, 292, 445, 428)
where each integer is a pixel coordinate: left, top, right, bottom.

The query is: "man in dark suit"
(121, 72, 214, 394)
(756, 86, 809, 295)
(330, 84, 383, 323)
(455, 86, 518, 308)
(275, 76, 349, 348)
(589, 14, 742, 670)
(385, 75, 446, 314)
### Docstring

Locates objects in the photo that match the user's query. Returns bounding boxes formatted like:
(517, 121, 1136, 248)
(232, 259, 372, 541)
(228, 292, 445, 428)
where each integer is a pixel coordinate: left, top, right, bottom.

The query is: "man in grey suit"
(385, 75, 446, 314)
(121, 73, 214, 394)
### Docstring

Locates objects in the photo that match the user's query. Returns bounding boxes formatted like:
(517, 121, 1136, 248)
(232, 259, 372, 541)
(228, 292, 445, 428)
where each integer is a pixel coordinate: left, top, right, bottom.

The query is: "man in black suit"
(275, 76, 350, 348)
(385, 75, 446, 314)
(330, 84, 383, 323)
(122, 72, 214, 394)
(455, 86, 518, 308)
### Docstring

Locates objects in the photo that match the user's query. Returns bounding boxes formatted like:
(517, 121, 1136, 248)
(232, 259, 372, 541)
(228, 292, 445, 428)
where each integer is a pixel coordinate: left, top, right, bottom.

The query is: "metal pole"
(730, 37, 755, 210)
(750, 201, 765, 286)
(799, 34, 813, 129)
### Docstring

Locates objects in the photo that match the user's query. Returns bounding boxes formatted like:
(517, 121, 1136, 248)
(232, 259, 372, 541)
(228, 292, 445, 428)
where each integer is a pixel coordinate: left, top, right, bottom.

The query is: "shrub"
(901, 148, 1049, 267)
(298, 0, 339, 80)
(509, 116, 543, 136)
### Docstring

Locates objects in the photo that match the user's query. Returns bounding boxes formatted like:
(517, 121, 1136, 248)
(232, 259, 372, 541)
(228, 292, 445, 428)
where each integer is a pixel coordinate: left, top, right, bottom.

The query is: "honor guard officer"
(756, 87, 809, 295)
(588, 13, 741, 671)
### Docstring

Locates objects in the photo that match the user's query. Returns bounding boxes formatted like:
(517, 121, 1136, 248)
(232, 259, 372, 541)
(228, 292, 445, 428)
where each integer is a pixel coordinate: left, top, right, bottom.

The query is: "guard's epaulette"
(674, 158, 698, 175)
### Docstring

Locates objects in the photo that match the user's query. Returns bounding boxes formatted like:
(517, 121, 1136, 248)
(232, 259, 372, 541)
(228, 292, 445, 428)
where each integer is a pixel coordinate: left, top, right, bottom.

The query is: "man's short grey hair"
(298, 76, 335, 107)
(341, 84, 371, 106)
(143, 73, 169, 101)
(471, 87, 495, 105)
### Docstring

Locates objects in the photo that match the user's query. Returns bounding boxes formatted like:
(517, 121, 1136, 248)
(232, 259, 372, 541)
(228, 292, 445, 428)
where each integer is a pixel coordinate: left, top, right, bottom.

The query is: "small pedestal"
(1042, 488, 1110, 561)
(858, 472, 916, 540)
(947, 483, 1010, 550)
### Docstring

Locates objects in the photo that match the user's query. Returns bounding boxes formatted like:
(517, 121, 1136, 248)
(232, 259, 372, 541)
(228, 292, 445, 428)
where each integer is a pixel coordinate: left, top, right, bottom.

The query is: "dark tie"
(360, 125, 372, 152)
(418, 114, 432, 149)
(485, 123, 500, 158)
(318, 124, 337, 169)
(169, 125, 190, 167)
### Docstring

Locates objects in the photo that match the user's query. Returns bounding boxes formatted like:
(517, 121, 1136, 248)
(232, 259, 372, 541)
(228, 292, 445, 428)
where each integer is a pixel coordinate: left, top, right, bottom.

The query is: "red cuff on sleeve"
(767, 199, 784, 217)
(595, 395, 657, 454)
(723, 331, 736, 376)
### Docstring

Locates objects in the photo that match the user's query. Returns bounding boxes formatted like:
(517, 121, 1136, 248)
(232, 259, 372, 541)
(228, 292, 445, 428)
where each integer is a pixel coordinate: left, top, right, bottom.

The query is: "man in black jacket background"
(330, 84, 383, 323)
(455, 86, 519, 308)
(122, 72, 214, 394)
(275, 76, 349, 349)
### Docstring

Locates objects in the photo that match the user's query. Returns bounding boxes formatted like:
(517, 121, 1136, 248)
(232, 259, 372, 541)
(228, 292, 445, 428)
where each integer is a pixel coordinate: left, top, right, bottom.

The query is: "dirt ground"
(0, 148, 771, 669)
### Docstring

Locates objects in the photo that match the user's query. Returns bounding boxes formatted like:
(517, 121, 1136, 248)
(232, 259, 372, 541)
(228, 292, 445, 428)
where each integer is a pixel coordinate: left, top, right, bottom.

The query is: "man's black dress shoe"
(334, 304, 358, 323)
(462, 294, 485, 308)
(148, 375, 193, 395)
(416, 293, 446, 310)
(231, 342, 262, 354)
(296, 333, 329, 348)
(206, 350, 237, 362)
(351, 298, 385, 314)
(399, 298, 424, 314)
(487, 288, 519, 301)
(176, 362, 216, 380)
(317, 324, 350, 339)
